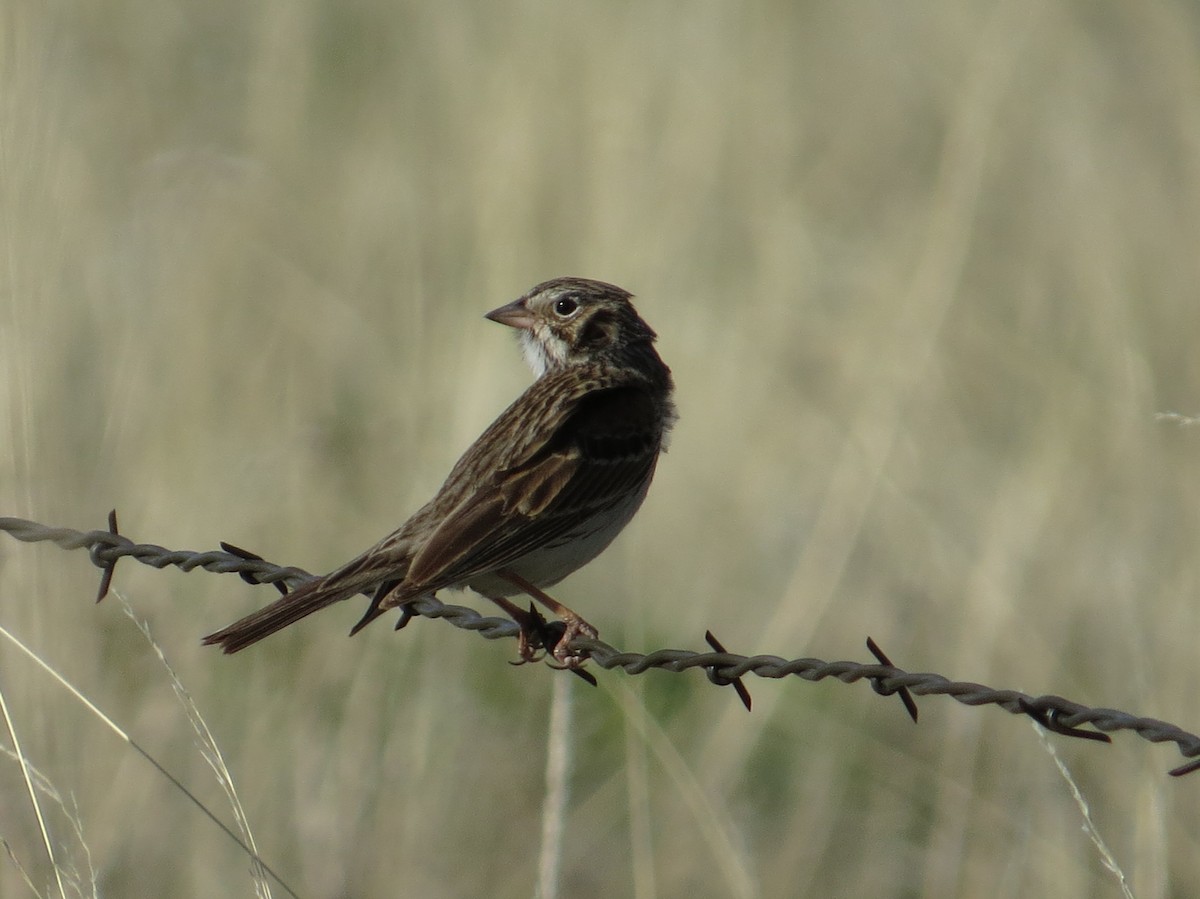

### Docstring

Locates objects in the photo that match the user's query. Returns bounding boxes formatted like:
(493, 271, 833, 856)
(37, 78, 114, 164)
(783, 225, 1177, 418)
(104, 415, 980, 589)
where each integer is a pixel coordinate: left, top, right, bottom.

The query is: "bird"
(203, 277, 676, 667)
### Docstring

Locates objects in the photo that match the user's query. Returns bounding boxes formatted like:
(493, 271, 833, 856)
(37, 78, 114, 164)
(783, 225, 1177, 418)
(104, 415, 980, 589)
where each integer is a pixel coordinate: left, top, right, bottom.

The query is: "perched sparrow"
(203, 277, 676, 666)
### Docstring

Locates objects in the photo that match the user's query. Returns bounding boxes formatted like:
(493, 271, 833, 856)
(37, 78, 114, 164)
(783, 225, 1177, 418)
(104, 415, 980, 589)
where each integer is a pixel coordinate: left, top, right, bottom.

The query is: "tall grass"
(3, 1, 1199, 895)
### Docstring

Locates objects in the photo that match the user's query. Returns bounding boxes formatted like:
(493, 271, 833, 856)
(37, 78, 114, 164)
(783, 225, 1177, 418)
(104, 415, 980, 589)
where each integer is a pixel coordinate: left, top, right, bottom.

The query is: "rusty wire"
(2, 513, 1198, 777)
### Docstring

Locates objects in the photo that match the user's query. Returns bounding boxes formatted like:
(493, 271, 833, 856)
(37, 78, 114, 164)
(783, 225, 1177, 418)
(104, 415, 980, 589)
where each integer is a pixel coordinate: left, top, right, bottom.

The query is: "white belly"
(463, 478, 650, 598)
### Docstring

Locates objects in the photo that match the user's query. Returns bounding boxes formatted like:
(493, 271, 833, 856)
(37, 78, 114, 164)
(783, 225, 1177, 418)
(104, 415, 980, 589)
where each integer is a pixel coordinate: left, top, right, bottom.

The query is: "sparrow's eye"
(553, 296, 579, 317)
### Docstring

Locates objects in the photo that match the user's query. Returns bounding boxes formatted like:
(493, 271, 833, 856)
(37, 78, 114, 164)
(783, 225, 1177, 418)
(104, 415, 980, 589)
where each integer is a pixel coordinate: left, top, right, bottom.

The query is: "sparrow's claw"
(511, 626, 546, 665)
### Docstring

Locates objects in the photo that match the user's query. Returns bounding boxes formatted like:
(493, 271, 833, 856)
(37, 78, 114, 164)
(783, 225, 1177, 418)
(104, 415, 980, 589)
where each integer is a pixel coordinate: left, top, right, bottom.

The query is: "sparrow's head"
(486, 277, 659, 377)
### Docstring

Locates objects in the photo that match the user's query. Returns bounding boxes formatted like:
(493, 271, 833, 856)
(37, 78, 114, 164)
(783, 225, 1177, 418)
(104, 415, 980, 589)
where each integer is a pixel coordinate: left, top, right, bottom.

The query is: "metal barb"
(92, 509, 120, 603)
(866, 636, 919, 723)
(1019, 697, 1112, 744)
(220, 542, 290, 595)
(1169, 757, 1200, 777)
(703, 630, 752, 711)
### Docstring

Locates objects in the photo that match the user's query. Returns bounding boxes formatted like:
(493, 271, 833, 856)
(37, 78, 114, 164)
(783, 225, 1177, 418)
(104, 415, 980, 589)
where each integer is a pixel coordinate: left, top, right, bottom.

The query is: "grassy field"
(3, 1, 1200, 896)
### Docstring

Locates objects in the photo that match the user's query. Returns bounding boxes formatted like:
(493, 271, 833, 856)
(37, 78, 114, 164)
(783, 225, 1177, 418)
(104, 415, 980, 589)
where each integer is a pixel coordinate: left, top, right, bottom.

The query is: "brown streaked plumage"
(203, 277, 675, 665)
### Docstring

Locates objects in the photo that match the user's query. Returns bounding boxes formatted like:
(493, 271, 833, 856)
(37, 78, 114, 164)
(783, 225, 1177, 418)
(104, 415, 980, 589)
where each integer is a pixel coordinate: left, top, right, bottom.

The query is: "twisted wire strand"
(3, 514, 1198, 777)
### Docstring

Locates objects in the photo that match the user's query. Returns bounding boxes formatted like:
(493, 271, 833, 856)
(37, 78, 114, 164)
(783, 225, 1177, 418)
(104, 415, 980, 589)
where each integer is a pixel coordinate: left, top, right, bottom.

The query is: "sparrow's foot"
(547, 611, 598, 669)
(493, 569, 599, 669)
(487, 596, 551, 664)
(484, 592, 597, 673)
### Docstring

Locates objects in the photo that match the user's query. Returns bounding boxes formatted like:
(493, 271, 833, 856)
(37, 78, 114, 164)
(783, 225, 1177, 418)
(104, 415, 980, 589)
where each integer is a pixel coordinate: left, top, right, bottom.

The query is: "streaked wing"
(402, 384, 662, 591)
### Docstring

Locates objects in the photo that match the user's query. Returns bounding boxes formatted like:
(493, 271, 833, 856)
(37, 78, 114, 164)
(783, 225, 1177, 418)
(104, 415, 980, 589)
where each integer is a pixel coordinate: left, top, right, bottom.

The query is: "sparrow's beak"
(485, 298, 536, 330)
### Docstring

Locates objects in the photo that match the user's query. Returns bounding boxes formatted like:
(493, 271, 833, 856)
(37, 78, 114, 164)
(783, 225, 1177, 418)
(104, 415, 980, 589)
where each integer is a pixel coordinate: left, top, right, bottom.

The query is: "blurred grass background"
(3, 0, 1200, 896)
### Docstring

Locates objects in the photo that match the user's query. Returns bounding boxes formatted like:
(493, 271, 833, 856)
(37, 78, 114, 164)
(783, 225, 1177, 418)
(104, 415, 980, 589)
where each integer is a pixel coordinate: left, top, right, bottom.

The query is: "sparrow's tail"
(202, 577, 370, 654)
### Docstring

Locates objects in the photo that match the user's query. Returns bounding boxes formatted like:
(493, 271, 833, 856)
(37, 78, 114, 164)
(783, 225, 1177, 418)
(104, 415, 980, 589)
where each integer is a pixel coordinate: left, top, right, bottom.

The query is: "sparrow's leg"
(495, 569, 598, 667)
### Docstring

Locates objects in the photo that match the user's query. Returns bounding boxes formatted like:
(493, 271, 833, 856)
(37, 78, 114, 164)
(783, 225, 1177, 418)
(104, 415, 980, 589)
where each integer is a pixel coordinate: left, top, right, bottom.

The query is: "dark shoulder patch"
(564, 387, 659, 462)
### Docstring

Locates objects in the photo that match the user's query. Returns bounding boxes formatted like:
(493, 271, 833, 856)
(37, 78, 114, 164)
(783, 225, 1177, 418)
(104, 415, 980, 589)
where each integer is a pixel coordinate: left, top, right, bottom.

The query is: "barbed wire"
(2, 513, 1198, 777)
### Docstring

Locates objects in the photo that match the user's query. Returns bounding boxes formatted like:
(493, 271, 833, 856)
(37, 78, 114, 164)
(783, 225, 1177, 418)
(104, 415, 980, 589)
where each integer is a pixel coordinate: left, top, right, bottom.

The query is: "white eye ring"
(553, 296, 579, 317)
